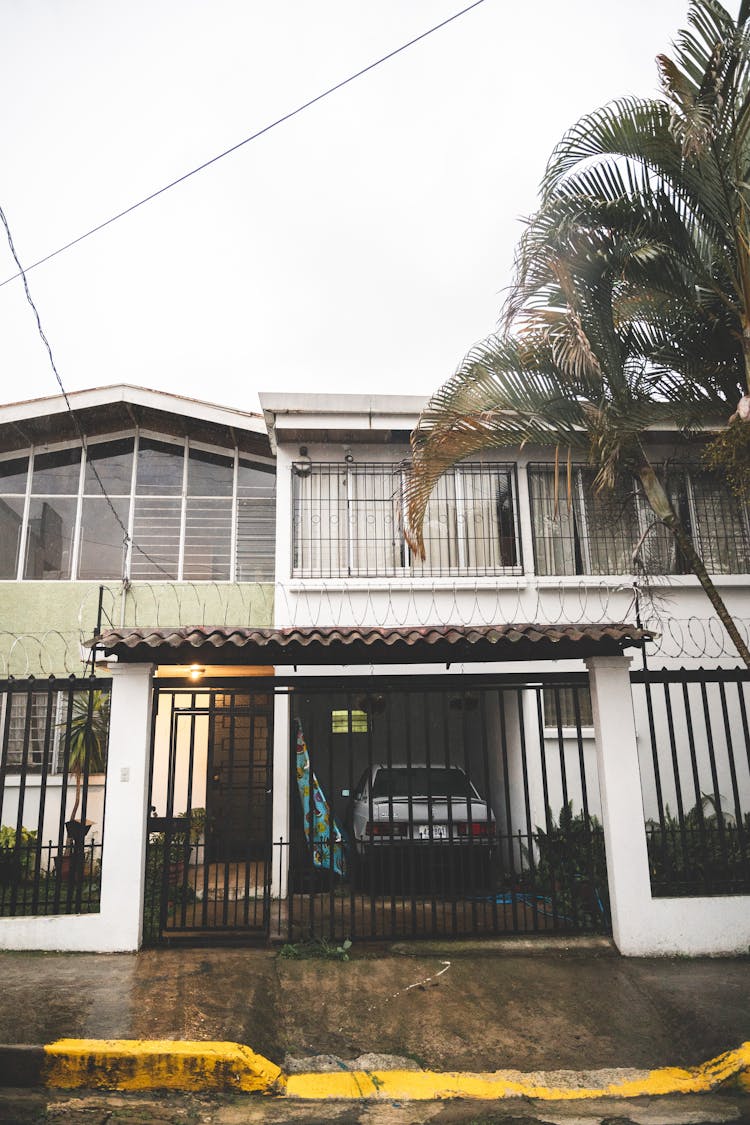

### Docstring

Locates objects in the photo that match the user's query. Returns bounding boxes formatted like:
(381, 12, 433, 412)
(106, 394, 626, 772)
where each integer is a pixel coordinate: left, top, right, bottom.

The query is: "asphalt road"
(2, 1088, 750, 1124)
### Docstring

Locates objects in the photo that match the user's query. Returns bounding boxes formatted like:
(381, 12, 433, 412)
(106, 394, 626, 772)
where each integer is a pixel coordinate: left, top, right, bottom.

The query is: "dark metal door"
(145, 685, 273, 944)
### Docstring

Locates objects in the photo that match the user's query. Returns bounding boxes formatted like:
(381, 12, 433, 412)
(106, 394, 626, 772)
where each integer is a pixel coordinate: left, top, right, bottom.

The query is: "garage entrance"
(284, 674, 609, 941)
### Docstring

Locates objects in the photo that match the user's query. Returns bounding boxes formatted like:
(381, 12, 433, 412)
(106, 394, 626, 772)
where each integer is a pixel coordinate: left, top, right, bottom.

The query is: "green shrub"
(530, 802, 609, 928)
(0, 825, 38, 883)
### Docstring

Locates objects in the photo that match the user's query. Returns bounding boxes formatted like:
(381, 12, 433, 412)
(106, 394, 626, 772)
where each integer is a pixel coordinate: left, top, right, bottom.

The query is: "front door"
(145, 684, 273, 944)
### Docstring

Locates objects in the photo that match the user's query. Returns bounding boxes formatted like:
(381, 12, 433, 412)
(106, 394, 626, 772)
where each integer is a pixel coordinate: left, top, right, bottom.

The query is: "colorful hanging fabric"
(295, 720, 347, 877)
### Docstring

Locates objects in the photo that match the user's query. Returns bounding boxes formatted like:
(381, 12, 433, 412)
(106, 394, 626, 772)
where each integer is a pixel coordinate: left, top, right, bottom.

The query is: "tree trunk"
(637, 463, 750, 669)
(69, 771, 82, 825)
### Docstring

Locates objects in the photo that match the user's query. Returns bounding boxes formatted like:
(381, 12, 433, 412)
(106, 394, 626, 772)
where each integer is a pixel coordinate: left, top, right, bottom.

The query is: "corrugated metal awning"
(93, 622, 652, 666)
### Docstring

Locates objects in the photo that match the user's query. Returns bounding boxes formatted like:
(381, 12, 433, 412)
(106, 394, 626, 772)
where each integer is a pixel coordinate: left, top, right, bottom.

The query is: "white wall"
(0, 777, 106, 860)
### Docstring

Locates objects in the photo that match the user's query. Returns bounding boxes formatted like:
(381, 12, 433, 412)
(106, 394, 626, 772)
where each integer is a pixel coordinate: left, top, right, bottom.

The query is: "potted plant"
(58, 689, 110, 880)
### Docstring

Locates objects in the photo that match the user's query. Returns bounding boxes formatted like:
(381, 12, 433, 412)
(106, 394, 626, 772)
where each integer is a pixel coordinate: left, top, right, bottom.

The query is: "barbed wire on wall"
(274, 576, 750, 665)
(1, 576, 747, 678)
(1, 581, 276, 678)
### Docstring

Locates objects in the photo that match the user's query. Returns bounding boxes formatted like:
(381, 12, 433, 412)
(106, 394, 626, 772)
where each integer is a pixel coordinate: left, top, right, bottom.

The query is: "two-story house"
(0, 389, 748, 956)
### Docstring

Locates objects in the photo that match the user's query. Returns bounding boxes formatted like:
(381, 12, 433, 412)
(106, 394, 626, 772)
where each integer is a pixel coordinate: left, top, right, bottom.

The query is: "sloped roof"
(0, 384, 270, 457)
(95, 622, 652, 666)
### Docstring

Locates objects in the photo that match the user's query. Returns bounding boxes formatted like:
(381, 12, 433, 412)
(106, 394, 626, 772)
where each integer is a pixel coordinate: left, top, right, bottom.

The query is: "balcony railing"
(292, 462, 521, 578)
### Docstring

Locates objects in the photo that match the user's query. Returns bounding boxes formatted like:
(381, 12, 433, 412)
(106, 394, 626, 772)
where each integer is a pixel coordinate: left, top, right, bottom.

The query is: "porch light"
(189, 664, 205, 681)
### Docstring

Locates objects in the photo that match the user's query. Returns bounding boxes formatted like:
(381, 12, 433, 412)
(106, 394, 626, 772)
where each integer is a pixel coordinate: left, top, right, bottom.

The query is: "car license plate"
(418, 824, 447, 839)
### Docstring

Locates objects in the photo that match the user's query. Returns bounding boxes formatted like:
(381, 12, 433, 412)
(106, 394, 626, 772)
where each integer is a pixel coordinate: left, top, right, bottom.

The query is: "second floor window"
(528, 463, 750, 577)
(0, 437, 276, 583)
(292, 461, 521, 578)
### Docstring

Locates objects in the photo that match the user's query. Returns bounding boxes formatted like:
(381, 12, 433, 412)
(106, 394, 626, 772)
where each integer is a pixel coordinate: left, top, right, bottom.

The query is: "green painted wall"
(0, 581, 274, 676)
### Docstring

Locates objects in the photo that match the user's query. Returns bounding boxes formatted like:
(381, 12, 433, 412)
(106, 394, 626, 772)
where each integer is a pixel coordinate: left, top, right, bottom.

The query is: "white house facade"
(0, 389, 748, 955)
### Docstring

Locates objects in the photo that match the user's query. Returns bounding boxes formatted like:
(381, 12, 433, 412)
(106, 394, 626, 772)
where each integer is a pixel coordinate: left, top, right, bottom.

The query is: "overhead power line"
(0, 0, 488, 289)
(0, 204, 172, 580)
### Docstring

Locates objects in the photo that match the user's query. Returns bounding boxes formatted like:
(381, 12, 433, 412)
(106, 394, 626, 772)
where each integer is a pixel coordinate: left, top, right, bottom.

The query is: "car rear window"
(371, 767, 475, 799)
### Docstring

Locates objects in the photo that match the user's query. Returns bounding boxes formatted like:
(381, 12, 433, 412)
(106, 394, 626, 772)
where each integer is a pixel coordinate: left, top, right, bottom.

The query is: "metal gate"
(284, 674, 609, 942)
(145, 683, 273, 944)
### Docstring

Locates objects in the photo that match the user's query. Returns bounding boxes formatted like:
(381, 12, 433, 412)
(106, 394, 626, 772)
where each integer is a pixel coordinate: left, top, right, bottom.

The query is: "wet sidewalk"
(0, 937, 747, 1075)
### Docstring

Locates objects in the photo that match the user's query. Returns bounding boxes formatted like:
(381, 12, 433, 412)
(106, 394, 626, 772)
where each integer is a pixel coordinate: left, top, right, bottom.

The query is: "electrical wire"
(0, 204, 172, 580)
(0, 0, 488, 288)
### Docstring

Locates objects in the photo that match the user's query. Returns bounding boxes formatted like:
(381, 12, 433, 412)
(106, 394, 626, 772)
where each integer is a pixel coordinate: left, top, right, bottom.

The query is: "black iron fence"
(0, 676, 110, 917)
(631, 667, 750, 897)
(283, 675, 609, 942)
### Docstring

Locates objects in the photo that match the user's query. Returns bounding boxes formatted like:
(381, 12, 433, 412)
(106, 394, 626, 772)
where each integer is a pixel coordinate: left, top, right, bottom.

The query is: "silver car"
(350, 764, 496, 856)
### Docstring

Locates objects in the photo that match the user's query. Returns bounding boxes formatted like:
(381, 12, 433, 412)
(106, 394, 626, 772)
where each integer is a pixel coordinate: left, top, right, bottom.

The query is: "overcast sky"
(1, 0, 690, 417)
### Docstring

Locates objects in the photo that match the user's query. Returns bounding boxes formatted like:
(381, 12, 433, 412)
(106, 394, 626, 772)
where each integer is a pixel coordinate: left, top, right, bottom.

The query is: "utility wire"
(0, 0, 488, 288)
(0, 205, 172, 580)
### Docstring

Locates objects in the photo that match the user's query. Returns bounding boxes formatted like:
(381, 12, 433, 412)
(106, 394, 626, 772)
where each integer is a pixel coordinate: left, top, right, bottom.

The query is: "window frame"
(0, 432, 275, 584)
(291, 459, 523, 579)
(527, 460, 750, 578)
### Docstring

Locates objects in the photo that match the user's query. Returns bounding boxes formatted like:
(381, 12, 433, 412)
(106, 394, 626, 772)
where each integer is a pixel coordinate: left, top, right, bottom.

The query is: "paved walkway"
(1, 938, 747, 1073)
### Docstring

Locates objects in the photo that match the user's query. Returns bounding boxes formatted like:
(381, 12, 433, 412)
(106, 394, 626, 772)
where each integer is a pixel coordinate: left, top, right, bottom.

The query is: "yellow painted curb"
(283, 1042, 750, 1101)
(38, 1039, 750, 1100)
(43, 1039, 282, 1093)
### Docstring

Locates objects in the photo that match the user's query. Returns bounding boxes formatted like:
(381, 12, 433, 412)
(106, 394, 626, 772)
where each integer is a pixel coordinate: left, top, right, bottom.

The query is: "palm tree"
(405, 258, 750, 666)
(509, 0, 750, 462)
(405, 0, 750, 667)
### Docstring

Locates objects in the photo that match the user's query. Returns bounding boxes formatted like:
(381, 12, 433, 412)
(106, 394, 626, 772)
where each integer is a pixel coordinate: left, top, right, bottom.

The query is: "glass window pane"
(84, 439, 134, 495)
(78, 497, 129, 579)
(237, 497, 275, 580)
(291, 466, 346, 576)
(529, 465, 639, 576)
(0, 498, 24, 578)
(529, 467, 578, 576)
(574, 470, 639, 575)
(690, 469, 750, 574)
(461, 466, 518, 570)
(24, 498, 76, 579)
(135, 438, 184, 495)
(31, 448, 81, 495)
(0, 456, 29, 494)
(543, 686, 593, 728)
(420, 471, 459, 574)
(349, 467, 401, 575)
(183, 498, 232, 579)
(237, 460, 275, 497)
(5, 692, 56, 772)
(188, 448, 233, 497)
(130, 497, 182, 578)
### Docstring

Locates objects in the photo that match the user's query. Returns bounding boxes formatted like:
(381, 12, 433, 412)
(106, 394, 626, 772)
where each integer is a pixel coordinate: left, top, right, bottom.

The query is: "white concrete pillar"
(586, 654, 750, 955)
(270, 681, 291, 898)
(98, 662, 156, 949)
(585, 655, 652, 952)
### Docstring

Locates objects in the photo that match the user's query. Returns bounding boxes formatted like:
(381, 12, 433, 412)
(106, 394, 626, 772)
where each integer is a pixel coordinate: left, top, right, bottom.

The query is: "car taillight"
(456, 821, 495, 837)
